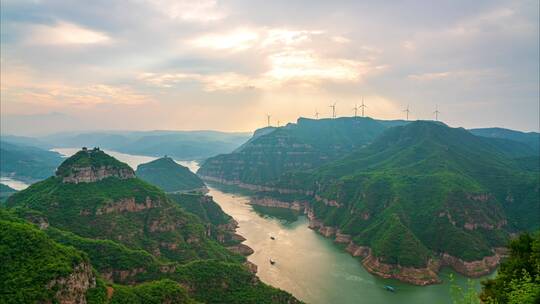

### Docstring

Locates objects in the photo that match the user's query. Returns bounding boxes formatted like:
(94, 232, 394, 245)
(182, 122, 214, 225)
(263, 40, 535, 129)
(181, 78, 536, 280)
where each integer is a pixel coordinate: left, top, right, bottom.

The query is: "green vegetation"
(2, 149, 300, 303)
(56, 148, 132, 177)
(136, 157, 205, 192)
(0, 140, 63, 181)
(0, 214, 90, 304)
(173, 260, 302, 304)
(267, 121, 539, 267)
(109, 279, 196, 304)
(198, 117, 395, 184)
(480, 232, 540, 304)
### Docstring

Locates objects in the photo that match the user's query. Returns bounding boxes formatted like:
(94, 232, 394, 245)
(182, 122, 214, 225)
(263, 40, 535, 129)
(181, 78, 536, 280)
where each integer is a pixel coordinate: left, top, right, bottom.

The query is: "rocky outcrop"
(95, 197, 159, 215)
(362, 253, 441, 285)
(440, 252, 501, 277)
(243, 261, 258, 274)
(46, 262, 96, 304)
(249, 197, 306, 211)
(62, 166, 135, 184)
(227, 243, 255, 256)
(200, 175, 313, 195)
(102, 267, 146, 283)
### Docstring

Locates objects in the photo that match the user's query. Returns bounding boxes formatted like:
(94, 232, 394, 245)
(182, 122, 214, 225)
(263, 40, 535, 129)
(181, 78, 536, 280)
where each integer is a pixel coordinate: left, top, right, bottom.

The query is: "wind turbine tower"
(266, 114, 271, 127)
(433, 105, 441, 121)
(353, 104, 358, 117)
(315, 109, 319, 119)
(329, 102, 337, 119)
(359, 97, 367, 117)
(403, 105, 411, 121)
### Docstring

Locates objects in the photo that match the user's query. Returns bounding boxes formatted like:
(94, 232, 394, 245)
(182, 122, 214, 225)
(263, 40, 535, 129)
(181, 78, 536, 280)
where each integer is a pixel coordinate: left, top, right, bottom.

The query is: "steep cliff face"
(198, 117, 391, 185)
(46, 262, 96, 304)
(56, 148, 135, 184)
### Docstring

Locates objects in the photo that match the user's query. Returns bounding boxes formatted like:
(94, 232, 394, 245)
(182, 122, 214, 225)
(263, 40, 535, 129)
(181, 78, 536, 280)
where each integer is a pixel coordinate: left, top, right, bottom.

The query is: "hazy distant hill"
(470, 127, 540, 154)
(3, 149, 301, 303)
(198, 117, 398, 184)
(0, 141, 63, 182)
(40, 130, 251, 160)
(136, 157, 205, 192)
(264, 121, 539, 284)
(0, 183, 17, 202)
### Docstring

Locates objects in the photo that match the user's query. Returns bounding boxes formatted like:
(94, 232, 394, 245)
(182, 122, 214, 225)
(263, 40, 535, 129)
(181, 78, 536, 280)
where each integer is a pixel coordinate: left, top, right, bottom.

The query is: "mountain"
(0, 140, 63, 182)
(470, 127, 540, 154)
(198, 117, 400, 185)
(136, 157, 205, 193)
(257, 121, 539, 285)
(3, 149, 300, 303)
(41, 130, 251, 160)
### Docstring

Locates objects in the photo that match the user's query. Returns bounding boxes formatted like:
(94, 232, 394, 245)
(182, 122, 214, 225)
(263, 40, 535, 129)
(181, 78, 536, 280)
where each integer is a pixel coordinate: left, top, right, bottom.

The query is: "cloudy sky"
(1, 0, 538, 135)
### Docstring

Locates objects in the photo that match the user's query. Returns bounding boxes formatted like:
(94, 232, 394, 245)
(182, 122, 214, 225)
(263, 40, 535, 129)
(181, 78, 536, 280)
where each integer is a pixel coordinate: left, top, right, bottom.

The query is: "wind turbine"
(433, 105, 441, 121)
(359, 97, 367, 117)
(266, 114, 271, 127)
(403, 105, 411, 121)
(329, 102, 337, 119)
(353, 104, 358, 117)
(277, 120, 281, 127)
(315, 109, 320, 119)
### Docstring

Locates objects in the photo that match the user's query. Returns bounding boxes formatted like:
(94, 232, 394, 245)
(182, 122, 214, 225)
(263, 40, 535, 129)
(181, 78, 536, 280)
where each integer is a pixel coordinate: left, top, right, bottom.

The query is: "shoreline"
(202, 177, 503, 286)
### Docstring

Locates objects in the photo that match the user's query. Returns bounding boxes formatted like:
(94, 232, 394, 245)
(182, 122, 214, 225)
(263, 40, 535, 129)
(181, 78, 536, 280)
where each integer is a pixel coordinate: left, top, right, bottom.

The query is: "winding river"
(9, 148, 492, 304)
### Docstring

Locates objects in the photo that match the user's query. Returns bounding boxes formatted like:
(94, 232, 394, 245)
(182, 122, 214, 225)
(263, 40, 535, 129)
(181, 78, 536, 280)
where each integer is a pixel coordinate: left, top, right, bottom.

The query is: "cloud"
(26, 21, 111, 45)
(189, 28, 260, 51)
(142, 0, 225, 22)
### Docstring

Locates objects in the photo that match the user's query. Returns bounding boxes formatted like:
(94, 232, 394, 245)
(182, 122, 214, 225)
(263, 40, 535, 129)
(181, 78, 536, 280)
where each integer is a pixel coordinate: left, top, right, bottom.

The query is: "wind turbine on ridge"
(315, 109, 320, 119)
(433, 105, 441, 121)
(403, 105, 411, 121)
(266, 114, 271, 127)
(352, 104, 358, 117)
(329, 102, 337, 119)
(359, 97, 367, 117)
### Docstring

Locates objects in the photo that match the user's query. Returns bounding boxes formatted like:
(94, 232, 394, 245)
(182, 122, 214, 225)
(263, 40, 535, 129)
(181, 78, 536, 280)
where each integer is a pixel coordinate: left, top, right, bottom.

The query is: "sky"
(1, 0, 539, 135)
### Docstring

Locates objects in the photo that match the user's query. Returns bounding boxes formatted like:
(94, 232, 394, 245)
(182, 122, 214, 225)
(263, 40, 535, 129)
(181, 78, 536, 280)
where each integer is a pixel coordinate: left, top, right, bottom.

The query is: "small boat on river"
(384, 285, 396, 292)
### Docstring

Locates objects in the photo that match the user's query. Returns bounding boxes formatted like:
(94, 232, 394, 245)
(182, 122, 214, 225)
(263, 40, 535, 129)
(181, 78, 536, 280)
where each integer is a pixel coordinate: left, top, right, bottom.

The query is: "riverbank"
(204, 179, 501, 286)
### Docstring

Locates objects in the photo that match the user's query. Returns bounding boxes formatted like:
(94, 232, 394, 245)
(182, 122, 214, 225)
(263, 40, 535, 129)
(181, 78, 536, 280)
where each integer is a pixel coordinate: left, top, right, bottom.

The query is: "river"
(10, 148, 492, 304)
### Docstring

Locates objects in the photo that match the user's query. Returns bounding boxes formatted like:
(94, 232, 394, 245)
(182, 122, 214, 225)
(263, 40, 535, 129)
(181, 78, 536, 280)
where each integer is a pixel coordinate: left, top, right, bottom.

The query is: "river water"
(10, 148, 491, 304)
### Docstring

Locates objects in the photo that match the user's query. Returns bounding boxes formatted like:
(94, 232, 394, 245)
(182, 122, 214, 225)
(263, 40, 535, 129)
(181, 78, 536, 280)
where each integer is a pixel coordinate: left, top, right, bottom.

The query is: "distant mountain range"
(0, 141, 64, 182)
(2, 130, 251, 162)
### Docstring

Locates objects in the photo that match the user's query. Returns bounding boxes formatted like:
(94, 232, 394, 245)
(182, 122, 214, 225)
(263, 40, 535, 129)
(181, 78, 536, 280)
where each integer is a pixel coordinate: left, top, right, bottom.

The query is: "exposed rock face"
(227, 243, 255, 256)
(249, 197, 305, 211)
(362, 253, 441, 285)
(244, 261, 258, 274)
(101, 267, 146, 283)
(62, 166, 135, 184)
(96, 197, 159, 215)
(46, 262, 96, 304)
(200, 175, 313, 195)
(440, 252, 501, 277)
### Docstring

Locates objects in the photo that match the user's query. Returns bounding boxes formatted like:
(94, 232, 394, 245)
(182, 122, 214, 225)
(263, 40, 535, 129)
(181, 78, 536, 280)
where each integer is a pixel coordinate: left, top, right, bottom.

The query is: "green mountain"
(470, 127, 540, 154)
(3, 149, 301, 303)
(198, 117, 398, 185)
(0, 140, 63, 182)
(136, 157, 205, 193)
(263, 121, 539, 284)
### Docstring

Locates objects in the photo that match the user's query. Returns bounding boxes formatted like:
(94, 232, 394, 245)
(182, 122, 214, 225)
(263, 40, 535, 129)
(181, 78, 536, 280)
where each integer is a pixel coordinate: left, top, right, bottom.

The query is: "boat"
(384, 285, 396, 292)
(270, 236, 275, 240)
(270, 259, 276, 265)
